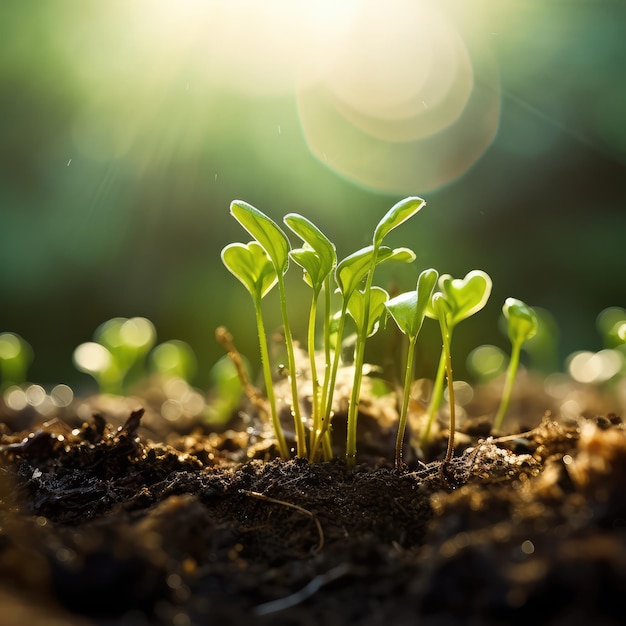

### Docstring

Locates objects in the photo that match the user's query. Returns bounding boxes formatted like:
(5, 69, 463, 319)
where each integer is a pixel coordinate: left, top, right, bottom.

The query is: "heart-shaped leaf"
(426, 270, 492, 328)
(347, 286, 389, 337)
(336, 246, 415, 300)
(373, 196, 426, 247)
(503, 297, 538, 345)
(336, 245, 378, 299)
(289, 245, 322, 290)
(230, 200, 290, 274)
(284, 213, 336, 288)
(385, 268, 438, 339)
(221, 241, 278, 299)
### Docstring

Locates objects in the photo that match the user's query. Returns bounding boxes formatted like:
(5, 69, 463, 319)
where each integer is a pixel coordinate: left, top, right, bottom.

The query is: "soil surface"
(1, 377, 626, 625)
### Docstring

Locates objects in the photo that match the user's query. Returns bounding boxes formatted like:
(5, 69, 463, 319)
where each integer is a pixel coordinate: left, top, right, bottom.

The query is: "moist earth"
(1, 386, 626, 625)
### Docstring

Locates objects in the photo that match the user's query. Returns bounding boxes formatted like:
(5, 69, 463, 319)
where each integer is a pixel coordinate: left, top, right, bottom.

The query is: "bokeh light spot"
(0, 333, 24, 360)
(73, 342, 113, 374)
(467, 345, 507, 381)
(567, 349, 623, 384)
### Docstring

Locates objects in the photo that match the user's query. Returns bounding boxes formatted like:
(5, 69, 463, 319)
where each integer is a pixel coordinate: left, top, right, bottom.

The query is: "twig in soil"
(240, 489, 324, 553)
(254, 563, 350, 616)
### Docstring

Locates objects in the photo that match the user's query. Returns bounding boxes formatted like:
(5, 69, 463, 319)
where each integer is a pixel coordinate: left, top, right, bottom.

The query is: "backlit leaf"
(230, 200, 290, 274)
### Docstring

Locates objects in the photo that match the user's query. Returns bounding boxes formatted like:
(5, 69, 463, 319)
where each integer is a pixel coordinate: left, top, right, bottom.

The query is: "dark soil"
(1, 379, 626, 625)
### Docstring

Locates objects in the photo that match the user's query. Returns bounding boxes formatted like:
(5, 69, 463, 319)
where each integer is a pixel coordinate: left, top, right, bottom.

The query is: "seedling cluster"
(221, 197, 539, 467)
(73, 317, 197, 395)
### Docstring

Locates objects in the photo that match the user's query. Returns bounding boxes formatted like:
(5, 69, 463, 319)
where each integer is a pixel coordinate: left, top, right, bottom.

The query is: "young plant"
(338, 196, 425, 464)
(228, 200, 307, 457)
(0, 332, 33, 391)
(95, 317, 157, 389)
(73, 341, 121, 394)
(73, 317, 156, 394)
(283, 213, 337, 461)
(420, 270, 492, 451)
(493, 297, 538, 431)
(384, 268, 438, 468)
(150, 340, 197, 382)
(220, 240, 290, 459)
(432, 292, 456, 471)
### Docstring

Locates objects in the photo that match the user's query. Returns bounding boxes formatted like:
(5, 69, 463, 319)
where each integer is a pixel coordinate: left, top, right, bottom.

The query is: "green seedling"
(229, 200, 306, 457)
(493, 298, 538, 431)
(206, 353, 249, 425)
(420, 270, 492, 450)
(0, 332, 33, 391)
(283, 213, 337, 461)
(95, 317, 157, 389)
(73, 316, 157, 394)
(73, 341, 120, 394)
(384, 268, 438, 468)
(597, 306, 626, 349)
(220, 240, 289, 459)
(432, 292, 456, 469)
(151, 340, 197, 382)
(340, 196, 425, 464)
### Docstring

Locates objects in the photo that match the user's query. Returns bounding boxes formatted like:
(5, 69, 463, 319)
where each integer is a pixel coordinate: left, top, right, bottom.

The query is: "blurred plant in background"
(0, 0, 625, 389)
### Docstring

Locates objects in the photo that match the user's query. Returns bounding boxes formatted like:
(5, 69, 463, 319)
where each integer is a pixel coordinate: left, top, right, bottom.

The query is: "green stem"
(277, 275, 307, 458)
(419, 350, 446, 449)
(395, 334, 417, 469)
(308, 290, 321, 452)
(346, 330, 367, 465)
(437, 306, 456, 467)
(254, 299, 290, 459)
(310, 303, 346, 462)
(345, 251, 378, 465)
(493, 339, 522, 432)
(320, 276, 332, 418)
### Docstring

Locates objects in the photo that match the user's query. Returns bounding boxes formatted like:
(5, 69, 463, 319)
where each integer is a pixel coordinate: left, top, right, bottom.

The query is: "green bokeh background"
(1, 1, 625, 392)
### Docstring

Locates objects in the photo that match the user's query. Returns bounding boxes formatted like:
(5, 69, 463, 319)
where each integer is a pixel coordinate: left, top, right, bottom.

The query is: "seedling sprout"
(342, 196, 425, 464)
(432, 292, 457, 470)
(0, 332, 33, 391)
(283, 213, 337, 460)
(150, 340, 197, 382)
(420, 270, 492, 451)
(384, 268, 438, 468)
(221, 240, 290, 459)
(493, 298, 538, 431)
(229, 200, 306, 457)
(73, 317, 156, 395)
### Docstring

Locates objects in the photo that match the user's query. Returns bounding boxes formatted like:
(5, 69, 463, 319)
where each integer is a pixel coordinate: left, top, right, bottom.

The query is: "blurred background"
(1, 0, 625, 394)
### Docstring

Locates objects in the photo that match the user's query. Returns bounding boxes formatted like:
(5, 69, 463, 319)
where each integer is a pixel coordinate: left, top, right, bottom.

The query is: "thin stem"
(254, 299, 290, 459)
(395, 335, 417, 469)
(320, 276, 332, 418)
(437, 306, 456, 467)
(277, 275, 307, 458)
(346, 331, 367, 465)
(307, 290, 321, 452)
(493, 339, 522, 432)
(309, 303, 347, 462)
(419, 350, 446, 449)
(321, 430, 333, 461)
(345, 251, 378, 465)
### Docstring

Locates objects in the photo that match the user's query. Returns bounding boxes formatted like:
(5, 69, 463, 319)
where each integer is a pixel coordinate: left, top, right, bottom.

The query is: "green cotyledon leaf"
(385, 268, 438, 339)
(221, 241, 278, 299)
(347, 286, 389, 337)
(336, 246, 416, 300)
(373, 196, 426, 247)
(426, 270, 492, 328)
(284, 213, 336, 288)
(503, 297, 538, 345)
(230, 200, 290, 275)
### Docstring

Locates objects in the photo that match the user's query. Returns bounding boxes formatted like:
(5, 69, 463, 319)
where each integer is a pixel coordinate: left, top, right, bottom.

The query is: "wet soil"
(1, 382, 626, 625)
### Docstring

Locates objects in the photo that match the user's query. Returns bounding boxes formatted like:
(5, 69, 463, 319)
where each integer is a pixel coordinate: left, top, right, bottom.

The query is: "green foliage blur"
(1, 1, 625, 393)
